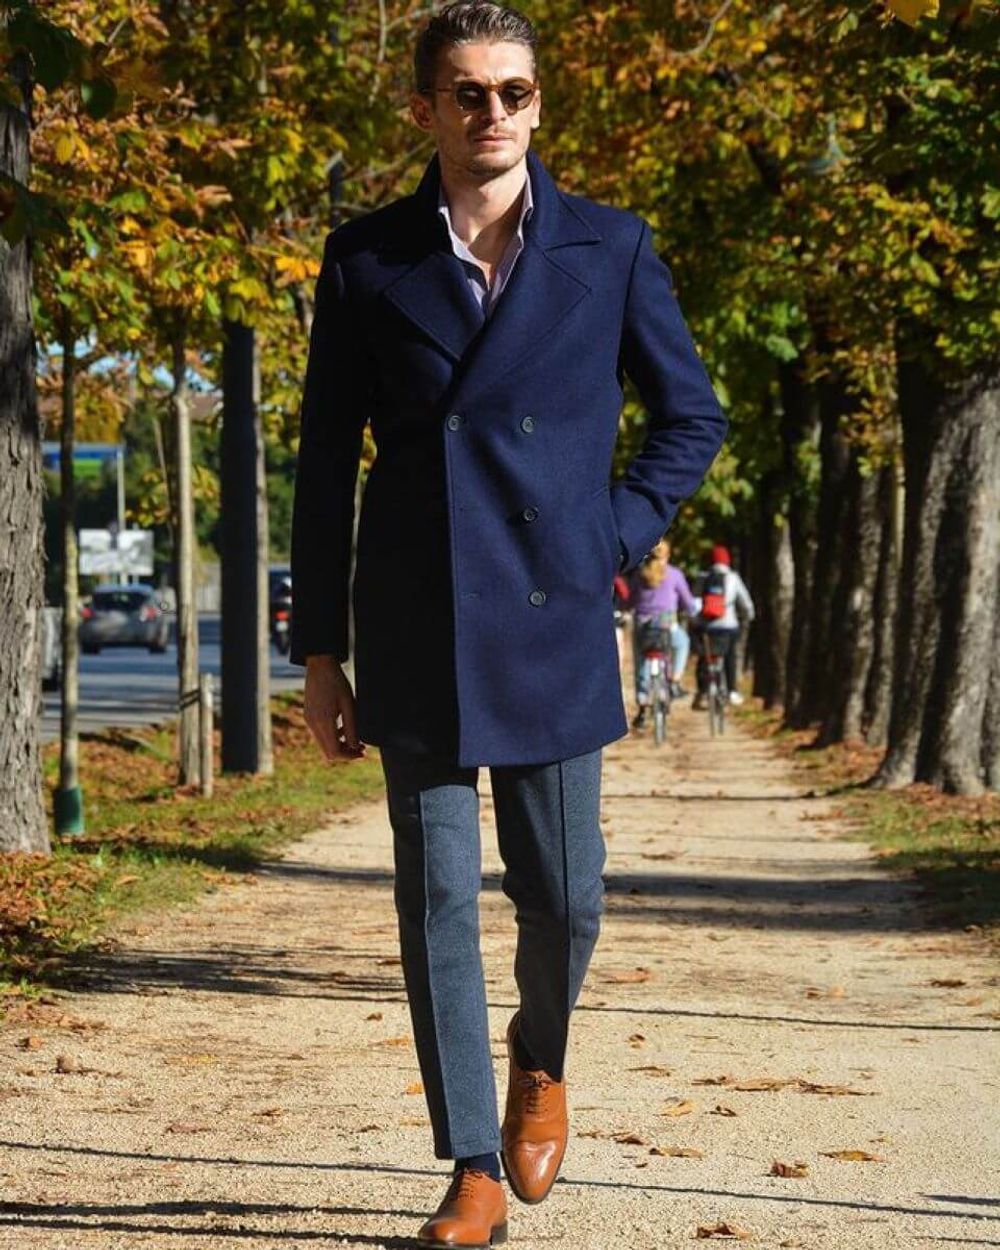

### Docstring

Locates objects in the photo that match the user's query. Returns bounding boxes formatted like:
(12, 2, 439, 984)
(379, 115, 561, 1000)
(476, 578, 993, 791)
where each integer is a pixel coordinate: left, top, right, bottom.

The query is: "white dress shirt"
(438, 171, 534, 319)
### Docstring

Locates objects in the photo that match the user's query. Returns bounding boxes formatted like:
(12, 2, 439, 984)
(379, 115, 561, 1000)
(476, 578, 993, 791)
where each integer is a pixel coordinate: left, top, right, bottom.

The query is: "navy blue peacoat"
(290, 150, 727, 767)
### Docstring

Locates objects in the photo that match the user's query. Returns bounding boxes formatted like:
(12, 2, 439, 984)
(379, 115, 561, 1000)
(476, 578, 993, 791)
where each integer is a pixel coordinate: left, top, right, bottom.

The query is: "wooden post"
(199, 671, 214, 799)
(171, 332, 200, 785)
(55, 329, 84, 834)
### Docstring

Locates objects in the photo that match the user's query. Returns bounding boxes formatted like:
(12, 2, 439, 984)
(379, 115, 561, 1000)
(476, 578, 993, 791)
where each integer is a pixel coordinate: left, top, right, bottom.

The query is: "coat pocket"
(590, 484, 621, 581)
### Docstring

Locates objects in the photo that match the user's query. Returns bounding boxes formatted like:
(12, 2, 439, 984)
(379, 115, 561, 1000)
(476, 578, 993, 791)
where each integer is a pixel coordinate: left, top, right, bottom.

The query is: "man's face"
(411, 40, 541, 181)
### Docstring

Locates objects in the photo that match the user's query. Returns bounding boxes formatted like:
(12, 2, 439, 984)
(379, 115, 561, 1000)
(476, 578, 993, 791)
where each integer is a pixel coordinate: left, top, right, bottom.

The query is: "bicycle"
(701, 634, 728, 736)
(636, 619, 673, 746)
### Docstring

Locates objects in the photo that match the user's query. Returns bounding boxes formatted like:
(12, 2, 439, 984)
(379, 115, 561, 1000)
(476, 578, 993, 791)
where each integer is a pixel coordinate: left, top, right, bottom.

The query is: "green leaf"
(8, 9, 81, 91)
(81, 75, 116, 120)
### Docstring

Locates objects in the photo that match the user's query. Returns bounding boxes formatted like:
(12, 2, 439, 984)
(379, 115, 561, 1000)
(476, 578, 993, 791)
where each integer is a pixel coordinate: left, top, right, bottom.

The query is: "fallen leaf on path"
(695, 1075, 798, 1092)
(780, 1240, 804, 1247)
(252, 1106, 283, 1118)
(165, 1121, 214, 1134)
(770, 1160, 809, 1178)
(377, 957, 402, 966)
(603, 968, 651, 984)
(378, 1036, 412, 1048)
(651, 1145, 704, 1158)
(641, 852, 682, 861)
(820, 1149, 883, 1162)
(711, 1105, 738, 1117)
(357, 1124, 382, 1132)
(400, 1116, 430, 1126)
(365, 1012, 383, 1021)
(696, 1221, 752, 1239)
(661, 1099, 696, 1117)
(612, 1131, 648, 1145)
(114, 874, 140, 887)
(17, 1036, 42, 1051)
(805, 985, 845, 999)
(959, 996, 985, 1006)
(629, 1065, 672, 1076)
(404, 1082, 424, 1095)
(798, 1081, 874, 1097)
(55, 1054, 80, 1073)
(628, 1033, 645, 1047)
(929, 978, 966, 988)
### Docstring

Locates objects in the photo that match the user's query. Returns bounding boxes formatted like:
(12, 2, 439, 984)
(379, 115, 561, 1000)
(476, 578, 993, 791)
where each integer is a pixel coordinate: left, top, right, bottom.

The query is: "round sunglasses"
(432, 77, 538, 116)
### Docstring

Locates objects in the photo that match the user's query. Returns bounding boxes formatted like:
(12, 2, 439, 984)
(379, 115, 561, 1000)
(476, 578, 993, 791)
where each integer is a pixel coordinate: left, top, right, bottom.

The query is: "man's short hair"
(414, 2, 539, 95)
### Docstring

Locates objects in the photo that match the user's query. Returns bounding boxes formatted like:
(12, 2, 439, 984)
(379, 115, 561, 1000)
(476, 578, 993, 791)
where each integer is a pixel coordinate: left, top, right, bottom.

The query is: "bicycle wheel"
(707, 678, 719, 736)
(651, 666, 667, 745)
(653, 697, 666, 746)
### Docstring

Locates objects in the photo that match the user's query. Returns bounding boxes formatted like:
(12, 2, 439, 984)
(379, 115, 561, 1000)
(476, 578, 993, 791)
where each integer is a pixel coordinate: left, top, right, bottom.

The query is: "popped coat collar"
(382, 150, 601, 388)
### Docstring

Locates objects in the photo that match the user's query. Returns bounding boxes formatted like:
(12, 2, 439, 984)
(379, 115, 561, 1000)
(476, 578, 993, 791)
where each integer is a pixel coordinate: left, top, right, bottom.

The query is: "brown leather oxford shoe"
(500, 1011, 568, 1204)
(417, 1168, 508, 1248)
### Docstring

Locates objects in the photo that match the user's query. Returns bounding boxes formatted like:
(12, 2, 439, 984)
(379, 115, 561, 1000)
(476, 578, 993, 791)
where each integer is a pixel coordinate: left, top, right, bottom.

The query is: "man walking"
(291, 4, 726, 1245)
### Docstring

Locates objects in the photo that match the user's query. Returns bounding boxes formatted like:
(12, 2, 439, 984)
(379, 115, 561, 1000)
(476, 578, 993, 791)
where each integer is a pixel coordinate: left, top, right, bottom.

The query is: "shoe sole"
(499, 1142, 566, 1206)
(420, 1222, 508, 1248)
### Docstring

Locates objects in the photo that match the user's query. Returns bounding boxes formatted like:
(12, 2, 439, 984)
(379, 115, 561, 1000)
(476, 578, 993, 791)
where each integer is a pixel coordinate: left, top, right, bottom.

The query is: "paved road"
(41, 615, 303, 741)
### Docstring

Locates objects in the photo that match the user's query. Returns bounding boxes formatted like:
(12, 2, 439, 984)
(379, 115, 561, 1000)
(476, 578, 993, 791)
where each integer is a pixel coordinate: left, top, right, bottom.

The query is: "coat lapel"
(455, 151, 600, 394)
(380, 151, 601, 382)
(380, 155, 484, 362)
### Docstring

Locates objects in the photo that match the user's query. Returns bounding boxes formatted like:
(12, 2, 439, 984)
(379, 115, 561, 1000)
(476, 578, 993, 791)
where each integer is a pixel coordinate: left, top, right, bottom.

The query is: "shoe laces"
(451, 1168, 489, 1200)
(518, 1071, 554, 1114)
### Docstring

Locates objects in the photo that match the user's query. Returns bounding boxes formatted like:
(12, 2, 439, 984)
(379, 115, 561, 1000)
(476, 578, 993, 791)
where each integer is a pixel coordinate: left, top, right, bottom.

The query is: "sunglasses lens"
(454, 83, 488, 111)
(500, 82, 534, 113)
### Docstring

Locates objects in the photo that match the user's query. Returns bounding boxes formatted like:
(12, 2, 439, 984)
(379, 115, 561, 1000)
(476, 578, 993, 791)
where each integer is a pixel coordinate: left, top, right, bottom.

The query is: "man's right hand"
(303, 655, 365, 762)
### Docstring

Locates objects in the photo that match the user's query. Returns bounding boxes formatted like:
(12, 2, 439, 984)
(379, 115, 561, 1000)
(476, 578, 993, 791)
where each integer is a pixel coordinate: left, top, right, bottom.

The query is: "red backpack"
(700, 568, 728, 622)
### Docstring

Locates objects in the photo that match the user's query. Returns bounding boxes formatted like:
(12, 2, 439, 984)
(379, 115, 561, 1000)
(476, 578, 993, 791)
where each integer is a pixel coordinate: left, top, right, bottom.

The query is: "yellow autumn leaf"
(54, 133, 75, 163)
(885, 0, 939, 24)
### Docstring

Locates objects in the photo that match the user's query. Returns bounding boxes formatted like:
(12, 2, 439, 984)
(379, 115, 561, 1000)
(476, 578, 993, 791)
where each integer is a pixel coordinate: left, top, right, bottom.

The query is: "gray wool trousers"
(379, 746, 606, 1160)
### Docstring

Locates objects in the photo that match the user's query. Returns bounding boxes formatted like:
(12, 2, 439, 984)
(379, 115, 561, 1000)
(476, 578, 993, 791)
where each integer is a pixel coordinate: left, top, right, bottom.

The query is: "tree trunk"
(58, 332, 81, 817)
(878, 356, 1000, 794)
(0, 72, 48, 853)
(778, 360, 820, 724)
(751, 468, 792, 709)
(170, 332, 200, 785)
(794, 393, 852, 728)
(818, 452, 881, 745)
(221, 319, 262, 773)
(983, 605, 1000, 790)
(863, 463, 898, 747)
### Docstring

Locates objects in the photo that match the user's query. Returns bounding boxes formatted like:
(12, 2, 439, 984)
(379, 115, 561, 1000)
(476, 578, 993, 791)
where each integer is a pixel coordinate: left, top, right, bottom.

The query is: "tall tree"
(0, 25, 46, 851)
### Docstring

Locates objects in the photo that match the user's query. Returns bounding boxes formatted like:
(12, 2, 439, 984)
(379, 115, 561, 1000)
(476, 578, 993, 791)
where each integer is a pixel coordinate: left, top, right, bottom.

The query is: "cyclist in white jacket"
(692, 545, 755, 706)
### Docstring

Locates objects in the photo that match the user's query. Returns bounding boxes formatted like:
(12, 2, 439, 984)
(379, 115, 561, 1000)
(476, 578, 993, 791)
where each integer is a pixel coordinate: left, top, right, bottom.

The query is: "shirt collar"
(437, 169, 534, 258)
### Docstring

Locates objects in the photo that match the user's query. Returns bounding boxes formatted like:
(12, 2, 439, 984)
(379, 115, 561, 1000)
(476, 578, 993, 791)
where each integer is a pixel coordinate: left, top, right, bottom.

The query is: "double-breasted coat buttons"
(522, 506, 539, 522)
(446, 413, 463, 430)
(529, 589, 547, 607)
(520, 415, 535, 433)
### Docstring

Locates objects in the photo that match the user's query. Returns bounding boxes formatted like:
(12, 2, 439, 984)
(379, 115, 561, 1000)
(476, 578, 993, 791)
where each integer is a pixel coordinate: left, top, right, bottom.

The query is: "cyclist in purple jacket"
(627, 537, 697, 728)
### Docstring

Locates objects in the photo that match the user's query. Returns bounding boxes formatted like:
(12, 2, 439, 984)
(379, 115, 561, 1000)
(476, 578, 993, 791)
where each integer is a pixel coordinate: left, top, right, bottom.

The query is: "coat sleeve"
(611, 219, 728, 571)
(289, 233, 371, 666)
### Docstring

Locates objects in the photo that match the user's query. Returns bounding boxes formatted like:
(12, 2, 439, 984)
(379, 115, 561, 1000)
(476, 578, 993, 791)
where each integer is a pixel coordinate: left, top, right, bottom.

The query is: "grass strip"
(1, 692, 385, 1000)
(738, 702, 1000, 945)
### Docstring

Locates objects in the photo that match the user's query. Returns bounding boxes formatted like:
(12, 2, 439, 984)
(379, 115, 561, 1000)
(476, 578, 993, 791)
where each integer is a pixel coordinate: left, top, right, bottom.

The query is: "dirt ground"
(2, 700, 998, 1249)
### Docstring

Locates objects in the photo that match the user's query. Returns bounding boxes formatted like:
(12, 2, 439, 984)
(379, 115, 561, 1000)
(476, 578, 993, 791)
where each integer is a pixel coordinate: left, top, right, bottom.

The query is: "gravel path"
(2, 703, 998, 1249)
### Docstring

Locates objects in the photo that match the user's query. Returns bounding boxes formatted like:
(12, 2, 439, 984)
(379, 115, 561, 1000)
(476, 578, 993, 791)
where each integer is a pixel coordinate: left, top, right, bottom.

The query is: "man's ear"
(410, 92, 434, 132)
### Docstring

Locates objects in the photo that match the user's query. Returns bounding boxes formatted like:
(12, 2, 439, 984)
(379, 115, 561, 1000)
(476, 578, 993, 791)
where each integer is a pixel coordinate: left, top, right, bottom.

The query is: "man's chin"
(465, 147, 526, 177)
